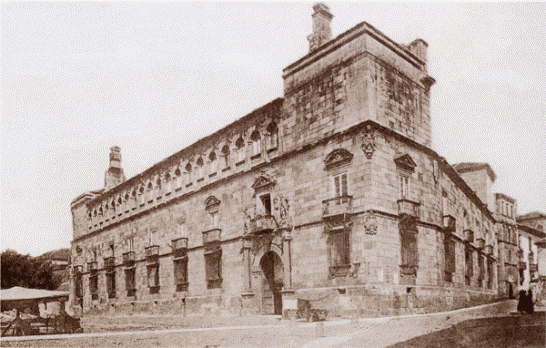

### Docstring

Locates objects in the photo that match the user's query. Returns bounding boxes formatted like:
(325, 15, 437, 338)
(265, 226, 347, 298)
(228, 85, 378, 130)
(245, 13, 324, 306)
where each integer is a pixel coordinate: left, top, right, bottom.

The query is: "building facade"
(71, 4, 518, 317)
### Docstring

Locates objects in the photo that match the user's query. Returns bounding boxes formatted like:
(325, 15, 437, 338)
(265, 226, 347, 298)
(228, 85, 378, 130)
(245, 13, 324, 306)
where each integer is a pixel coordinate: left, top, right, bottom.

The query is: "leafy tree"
(1, 249, 61, 290)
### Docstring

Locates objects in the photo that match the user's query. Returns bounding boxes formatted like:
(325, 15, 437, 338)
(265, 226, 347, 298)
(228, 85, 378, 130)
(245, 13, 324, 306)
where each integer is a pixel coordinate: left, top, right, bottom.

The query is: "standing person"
(517, 280, 527, 313)
(525, 282, 535, 314)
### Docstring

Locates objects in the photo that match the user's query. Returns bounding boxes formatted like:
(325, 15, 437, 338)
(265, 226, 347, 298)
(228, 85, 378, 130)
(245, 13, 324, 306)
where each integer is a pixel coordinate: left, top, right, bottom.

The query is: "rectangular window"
(210, 212, 219, 228)
(444, 238, 456, 281)
(333, 173, 348, 198)
(106, 270, 116, 298)
(125, 268, 136, 296)
(147, 264, 160, 292)
(400, 175, 410, 199)
(149, 227, 157, 245)
(173, 258, 188, 291)
(401, 231, 418, 267)
(330, 229, 350, 267)
(178, 223, 186, 238)
(205, 248, 222, 289)
(487, 259, 494, 289)
(89, 274, 98, 300)
(237, 148, 245, 163)
(442, 191, 448, 216)
(465, 246, 473, 285)
(252, 139, 261, 155)
(258, 193, 272, 216)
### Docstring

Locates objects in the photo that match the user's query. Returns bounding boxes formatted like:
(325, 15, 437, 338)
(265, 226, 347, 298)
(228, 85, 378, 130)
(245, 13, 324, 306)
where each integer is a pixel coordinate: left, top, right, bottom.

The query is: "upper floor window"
(221, 145, 230, 169)
(333, 172, 348, 198)
(257, 193, 272, 216)
(266, 122, 278, 150)
(235, 137, 245, 164)
(250, 131, 261, 157)
(208, 151, 217, 175)
(442, 190, 448, 216)
(185, 163, 192, 184)
(164, 174, 172, 193)
(399, 175, 410, 199)
(196, 157, 204, 179)
(174, 168, 182, 189)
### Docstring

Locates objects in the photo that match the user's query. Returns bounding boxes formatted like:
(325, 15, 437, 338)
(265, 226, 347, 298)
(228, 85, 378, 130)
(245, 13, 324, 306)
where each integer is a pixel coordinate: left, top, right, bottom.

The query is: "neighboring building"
(493, 193, 519, 298)
(71, 4, 513, 317)
(518, 212, 546, 282)
(40, 248, 71, 290)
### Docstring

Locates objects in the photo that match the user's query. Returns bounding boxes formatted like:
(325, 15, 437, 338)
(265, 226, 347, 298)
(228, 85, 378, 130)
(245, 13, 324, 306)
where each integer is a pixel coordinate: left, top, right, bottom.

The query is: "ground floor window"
(400, 225, 418, 277)
(125, 268, 136, 297)
(487, 259, 494, 289)
(106, 271, 116, 298)
(74, 274, 83, 305)
(205, 245, 222, 289)
(89, 273, 98, 300)
(174, 257, 188, 292)
(444, 238, 456, 282)
(147, 263, 160, 293)
(465, 245, 473, 285)
(478, 254, 485, 287)
(329, 228, 351, 277)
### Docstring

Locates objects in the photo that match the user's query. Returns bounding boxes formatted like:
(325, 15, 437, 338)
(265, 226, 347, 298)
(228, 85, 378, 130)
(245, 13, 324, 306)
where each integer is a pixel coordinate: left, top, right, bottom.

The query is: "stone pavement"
(1, 300, 526, 347)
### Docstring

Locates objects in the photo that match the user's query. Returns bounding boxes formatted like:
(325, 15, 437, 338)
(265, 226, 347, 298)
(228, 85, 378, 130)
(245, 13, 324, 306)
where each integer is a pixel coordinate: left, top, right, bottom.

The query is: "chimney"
(307, 3, 333, 52)
(104, 146, 125, 190)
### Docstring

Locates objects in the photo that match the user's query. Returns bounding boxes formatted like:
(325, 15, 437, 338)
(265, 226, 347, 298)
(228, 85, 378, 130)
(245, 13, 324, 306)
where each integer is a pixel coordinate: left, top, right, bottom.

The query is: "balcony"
(145, 245, 160, 259)
(322, 196, 353, 219)
(443, 215, 456, 232)
(172, 237, 188, 259)
(397, 199, 420, 219)
(250, 215, 277, 235)
(87, 261, 97, 272)
(463, 229, 474, 243)
(172, 237, 188, 251)
(485, 245, 493, 255)
(202, 228, 221, 244)
(530, 263, 538, 272)
(123, 251, 136, 265)
(104, 257, 115, 271)
(518, 261, 527, 270)
(329, 264, 351, 278)
(475, 238, 485, 249)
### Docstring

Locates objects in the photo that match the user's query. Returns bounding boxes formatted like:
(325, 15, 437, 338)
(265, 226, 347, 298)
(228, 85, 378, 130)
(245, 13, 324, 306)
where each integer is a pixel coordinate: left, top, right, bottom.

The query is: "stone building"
(517, 212, 546, 282)
(71, 3, 508, 317)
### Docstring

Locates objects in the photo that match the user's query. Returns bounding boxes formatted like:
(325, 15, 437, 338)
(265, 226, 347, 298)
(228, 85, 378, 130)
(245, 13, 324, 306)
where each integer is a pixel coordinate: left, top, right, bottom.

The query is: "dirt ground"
(3, 301, 543, 348)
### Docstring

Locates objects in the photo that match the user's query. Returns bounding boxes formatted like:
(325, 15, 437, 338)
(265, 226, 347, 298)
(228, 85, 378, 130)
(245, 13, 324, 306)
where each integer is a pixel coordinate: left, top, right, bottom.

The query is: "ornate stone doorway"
(260, 251, 283, 315)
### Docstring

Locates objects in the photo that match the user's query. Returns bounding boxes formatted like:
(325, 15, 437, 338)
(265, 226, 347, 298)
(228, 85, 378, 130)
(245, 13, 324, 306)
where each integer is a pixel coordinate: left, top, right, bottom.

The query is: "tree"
(1, 249, 61, 290)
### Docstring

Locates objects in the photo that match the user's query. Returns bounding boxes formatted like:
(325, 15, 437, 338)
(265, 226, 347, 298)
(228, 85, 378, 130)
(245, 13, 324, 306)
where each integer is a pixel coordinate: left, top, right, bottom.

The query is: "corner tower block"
(308, 3, 333, 52)
(104, 146, 125, 191)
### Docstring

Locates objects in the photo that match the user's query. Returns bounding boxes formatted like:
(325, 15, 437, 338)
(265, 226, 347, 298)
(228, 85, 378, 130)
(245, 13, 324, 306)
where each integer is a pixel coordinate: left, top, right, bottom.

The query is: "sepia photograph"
(1, 2, 545, 347)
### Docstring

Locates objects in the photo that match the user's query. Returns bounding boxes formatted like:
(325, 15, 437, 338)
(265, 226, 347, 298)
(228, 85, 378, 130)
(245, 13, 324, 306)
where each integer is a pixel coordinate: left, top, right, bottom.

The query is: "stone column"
(281, 228, 296, 319)
(242, 237, 253, 294)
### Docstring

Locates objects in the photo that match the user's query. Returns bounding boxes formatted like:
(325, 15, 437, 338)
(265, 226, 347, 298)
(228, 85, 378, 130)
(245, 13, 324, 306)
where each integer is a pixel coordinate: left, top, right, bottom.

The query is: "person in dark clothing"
(517, 281, 527, 313)
(525, 288, 534, 314)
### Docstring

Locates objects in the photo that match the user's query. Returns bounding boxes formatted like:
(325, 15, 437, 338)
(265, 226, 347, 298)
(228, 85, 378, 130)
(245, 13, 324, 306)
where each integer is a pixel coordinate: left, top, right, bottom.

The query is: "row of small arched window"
(87, 123, 279, 220)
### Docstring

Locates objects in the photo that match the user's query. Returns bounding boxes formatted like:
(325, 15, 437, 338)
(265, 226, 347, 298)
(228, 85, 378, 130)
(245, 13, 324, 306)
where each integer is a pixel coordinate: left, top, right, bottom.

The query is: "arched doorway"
(260, 251, 283, 315)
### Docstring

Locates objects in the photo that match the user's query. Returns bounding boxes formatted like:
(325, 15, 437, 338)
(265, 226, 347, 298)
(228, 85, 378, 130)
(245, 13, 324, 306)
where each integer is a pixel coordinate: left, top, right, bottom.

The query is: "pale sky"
(1, 2, 545, 256)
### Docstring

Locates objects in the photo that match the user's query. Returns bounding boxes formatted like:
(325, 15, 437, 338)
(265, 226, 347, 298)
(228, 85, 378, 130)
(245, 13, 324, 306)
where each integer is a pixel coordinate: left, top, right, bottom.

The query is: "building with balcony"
(71, 3, 514, 317)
